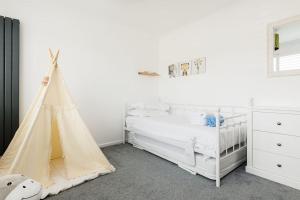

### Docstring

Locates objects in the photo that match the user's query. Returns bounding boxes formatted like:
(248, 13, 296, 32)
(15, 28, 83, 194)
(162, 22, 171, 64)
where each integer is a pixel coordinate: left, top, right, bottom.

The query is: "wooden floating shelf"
(138, 71, 160, 77)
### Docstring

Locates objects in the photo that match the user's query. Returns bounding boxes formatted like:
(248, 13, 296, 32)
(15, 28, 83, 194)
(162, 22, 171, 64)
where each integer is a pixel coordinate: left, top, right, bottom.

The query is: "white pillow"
(170, 107, 184, 116)
(127, 109, 145, 117)
(144, 103, 170, 111)
(127, 109, 169, 117)
(188, 112, 207, 126)
(127, 102, 144, 110)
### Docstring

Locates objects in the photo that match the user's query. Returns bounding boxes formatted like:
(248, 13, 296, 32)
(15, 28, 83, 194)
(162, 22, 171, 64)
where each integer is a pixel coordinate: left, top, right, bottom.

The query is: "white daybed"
(123, 104, 247, 187)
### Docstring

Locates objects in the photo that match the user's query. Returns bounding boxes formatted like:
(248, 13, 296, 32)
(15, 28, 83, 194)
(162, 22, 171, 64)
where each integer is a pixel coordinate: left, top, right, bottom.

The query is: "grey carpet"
(47, 144, 300, 200)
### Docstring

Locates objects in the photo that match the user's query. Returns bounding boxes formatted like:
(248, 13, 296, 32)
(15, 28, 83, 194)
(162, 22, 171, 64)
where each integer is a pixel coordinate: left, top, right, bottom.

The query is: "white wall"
(0, 0, 159, 146)
(158, 0, 300, 107)
(2, 0, 300, 146)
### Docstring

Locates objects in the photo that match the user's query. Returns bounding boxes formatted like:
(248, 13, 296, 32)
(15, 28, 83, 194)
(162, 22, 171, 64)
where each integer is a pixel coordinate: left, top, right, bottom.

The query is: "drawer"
(253, 131, 300, 159)
(253, 112, 300, 136)
(253, 150, 300, 181)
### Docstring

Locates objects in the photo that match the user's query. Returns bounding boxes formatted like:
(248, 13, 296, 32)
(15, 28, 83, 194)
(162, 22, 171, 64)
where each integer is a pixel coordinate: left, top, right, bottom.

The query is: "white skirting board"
(98, 140, 123, 148)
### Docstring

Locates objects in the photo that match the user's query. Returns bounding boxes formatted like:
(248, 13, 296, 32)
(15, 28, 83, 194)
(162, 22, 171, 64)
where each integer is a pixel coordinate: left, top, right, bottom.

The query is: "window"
(268, 15, 300, 77)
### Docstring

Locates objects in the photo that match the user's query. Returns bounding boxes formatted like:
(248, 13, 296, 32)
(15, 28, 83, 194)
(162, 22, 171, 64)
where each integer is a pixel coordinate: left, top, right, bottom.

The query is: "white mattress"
(126, 115, 246, 157)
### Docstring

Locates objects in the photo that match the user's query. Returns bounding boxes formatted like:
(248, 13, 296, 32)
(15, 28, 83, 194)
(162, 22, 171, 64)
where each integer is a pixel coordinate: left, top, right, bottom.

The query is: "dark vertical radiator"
(0, 16, 20, 155)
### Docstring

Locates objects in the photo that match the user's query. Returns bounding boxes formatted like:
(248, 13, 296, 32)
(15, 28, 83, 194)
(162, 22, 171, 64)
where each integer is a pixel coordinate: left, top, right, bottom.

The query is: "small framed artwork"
(191, 57, 206, 75)
(168, 57, 206, 78)
(168, 64, 177, 78)
(179, 61, 192, 76)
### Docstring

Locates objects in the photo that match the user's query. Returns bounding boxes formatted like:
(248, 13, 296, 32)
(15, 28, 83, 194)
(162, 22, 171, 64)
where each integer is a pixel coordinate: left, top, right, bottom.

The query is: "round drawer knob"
(277, 164, 282, 168)
(277, 122, 282, 126)
(277, 143, 282, 147)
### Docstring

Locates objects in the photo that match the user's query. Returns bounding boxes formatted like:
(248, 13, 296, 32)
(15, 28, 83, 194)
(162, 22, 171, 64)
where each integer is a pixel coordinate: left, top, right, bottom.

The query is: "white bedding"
(126, 115, 246, 157)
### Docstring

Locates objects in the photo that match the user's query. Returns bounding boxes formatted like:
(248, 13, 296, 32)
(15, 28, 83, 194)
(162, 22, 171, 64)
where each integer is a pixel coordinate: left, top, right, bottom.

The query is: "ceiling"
(5, 0, 237, 37)
(71, 0, 238, 36)
(113, 0, 237, 36)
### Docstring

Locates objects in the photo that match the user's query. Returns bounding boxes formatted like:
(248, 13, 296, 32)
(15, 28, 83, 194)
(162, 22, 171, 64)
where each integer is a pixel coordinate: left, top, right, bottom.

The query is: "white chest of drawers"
(246, 106, 300, 190)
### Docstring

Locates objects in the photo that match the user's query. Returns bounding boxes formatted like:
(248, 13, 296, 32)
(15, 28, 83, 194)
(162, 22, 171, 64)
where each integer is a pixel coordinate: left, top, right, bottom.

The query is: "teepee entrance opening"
(0, 49, 115, 199)
(49, 114, 67, 183)
(50, 116, 63, 161)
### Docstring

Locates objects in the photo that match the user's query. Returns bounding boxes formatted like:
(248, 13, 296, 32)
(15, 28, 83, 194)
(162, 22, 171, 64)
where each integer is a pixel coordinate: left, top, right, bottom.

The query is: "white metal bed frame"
(123, 103, 247, 187)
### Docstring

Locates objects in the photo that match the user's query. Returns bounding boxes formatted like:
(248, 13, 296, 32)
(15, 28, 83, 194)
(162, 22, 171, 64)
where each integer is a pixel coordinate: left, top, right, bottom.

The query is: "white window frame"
(267, 15, 300, 77)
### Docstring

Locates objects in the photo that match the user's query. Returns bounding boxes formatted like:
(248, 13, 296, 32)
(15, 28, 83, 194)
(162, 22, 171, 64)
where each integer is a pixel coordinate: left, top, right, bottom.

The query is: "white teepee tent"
(0, 50, 115, 198)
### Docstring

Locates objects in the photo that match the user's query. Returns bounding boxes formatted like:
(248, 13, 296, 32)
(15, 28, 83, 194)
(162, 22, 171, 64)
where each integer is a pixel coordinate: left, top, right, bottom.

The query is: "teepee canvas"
(0, 50, 115, 198)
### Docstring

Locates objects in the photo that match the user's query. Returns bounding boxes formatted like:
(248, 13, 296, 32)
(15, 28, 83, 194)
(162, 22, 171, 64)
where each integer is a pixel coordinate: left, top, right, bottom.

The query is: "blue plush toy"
(206, 115, 224, 127)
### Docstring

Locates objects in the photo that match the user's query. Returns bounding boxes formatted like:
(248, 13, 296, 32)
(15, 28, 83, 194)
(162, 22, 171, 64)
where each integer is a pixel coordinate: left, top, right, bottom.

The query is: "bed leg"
(215, 109, 221, 188)
(216, 178, 220, 187)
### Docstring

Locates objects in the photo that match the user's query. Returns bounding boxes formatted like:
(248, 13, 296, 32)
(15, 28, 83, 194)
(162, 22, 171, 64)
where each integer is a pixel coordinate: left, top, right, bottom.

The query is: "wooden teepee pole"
(48, 48, 54, 60)
(53, 50, 60, 64)
(48, 48, 60, 67)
